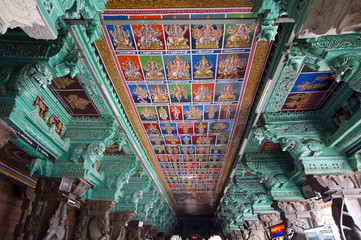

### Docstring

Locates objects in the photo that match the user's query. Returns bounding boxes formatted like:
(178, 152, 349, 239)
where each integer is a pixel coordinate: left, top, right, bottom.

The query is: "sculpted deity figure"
(134, 25, 163, 49)
(122, 58, 142, 80)
(164, 24, 189, 49)
(194, 56, 214, 78)
(166, 55, 190, 80)
(110, 25, 134, 49)
(225, 24, 255, 48)
(43, 202, 67, 240)
(192, 24, 223, 48)
(144, 56, 164, 80)
(218, 84, 237, 102)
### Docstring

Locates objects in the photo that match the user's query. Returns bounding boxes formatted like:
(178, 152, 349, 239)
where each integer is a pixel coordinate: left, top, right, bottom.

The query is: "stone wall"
(0, 176, 34, 240)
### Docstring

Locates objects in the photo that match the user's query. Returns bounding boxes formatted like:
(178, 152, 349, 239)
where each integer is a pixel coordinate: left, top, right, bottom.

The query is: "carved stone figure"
(28, 158, 53, 177)
(330, 53, 361, 93)
(42, 202, 67, 240)
(283, 219, 307, 240)
(0, 120, 16, 149)
(299, 0, 361, 38)
(300, 139, 323, 158)
(71, 145, 86, 164)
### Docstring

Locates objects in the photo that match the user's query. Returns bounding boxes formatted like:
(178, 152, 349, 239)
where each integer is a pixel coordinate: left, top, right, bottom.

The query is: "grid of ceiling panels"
(103, 12, 258, 214)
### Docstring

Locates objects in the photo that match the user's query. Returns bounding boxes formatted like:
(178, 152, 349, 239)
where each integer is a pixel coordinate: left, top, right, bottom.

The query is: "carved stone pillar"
(233, 230, 244, 240)
(155, 232, 166, 240)
(23, 178, 64, 240)
(277, 200, 322, 240)
(258, 212, 282, 228)
(142, 225, 153, 239)
(125, 220, 141, 240)
(86, 200, 115, 240)
(149, 228, 159, 238)
(298, 0, 361, 38)
(308, 173, 361, 239)
(246, 221, 267, 240)
(0, 0, 56, 39)
(110, 212, 134, 240)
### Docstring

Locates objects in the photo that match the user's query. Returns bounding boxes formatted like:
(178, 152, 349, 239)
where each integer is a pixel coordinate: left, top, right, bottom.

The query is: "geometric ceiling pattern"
(97, 6, 271, 215)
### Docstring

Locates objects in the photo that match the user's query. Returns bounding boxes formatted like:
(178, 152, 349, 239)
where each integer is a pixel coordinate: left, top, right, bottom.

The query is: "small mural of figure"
(109, 25, 134, 50)
(134, 25, 163, 49)
(192, 24, 223, 49)
(225, 24, 255, 48)
(164, 24, 189, 49)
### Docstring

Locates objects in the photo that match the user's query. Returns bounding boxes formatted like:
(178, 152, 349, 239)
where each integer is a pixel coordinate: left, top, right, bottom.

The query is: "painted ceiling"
(95, 3, 271, 215)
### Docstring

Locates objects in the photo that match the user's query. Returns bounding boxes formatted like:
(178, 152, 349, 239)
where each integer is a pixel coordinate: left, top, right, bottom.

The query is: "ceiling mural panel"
(50, 75, 101, 117)
(96, 8, 271, 215)
(280, 69, 337, 111)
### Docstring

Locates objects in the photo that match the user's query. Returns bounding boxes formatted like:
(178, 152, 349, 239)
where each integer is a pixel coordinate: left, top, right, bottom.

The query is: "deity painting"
(168, 84, 191, 103)
(193, 135, 216, 145)
(183, 105, 203, 120)
(107, 25, 135, 50)
(164, 136, 181, 145)
(281, 92, 326, 111)
(204, 105, 220, 120)
(177, 123, 194, 135)
(169, 106, 183, 121)
(209, 155, 223, 162)
(219, 104, 237, 119)
(181, 146, 196, 154)
(128, 84, 151, 103)
(291, 72, 335, 93)
(165, 146, 180, 154)
(211, 146, 227, 154)
(331, 107, 351, 128)
(132, 24, 165, 50)
(193, 55, 216, 79)
(224, 24, 256, 48)
(143, 123, 161, 135)
(160, 122, 178, 135)
(216, 135, 229, 145)
(194, 122, 208, 134)
(183, 155, 196, 162)
(137, 106, 157, 121)
(192, 83, 214, 103)
(164, 24, 190, 50)
(347, 92, 361, 114)
(117, 56, 143, 81)
(164, 55, 191, 80)
(140, 56, 165, 80)
(170, 155, 183, 162)
(156, 106, 171, 121)
(258, 140, 282, 153)
(148, 84, 170, 103)
(51, 75, 80, 90)
(209, 121, 233, 133)
(215, 82, 242, 102)
(191, 24, 223, 49)
(217, 53, 248, 79)
(150, 135, 164, 146)
(181, 135, 192, 145)
(153, 146, 166, 154)
(196, 155, 210, 162)
(157, 155, 169, 162)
